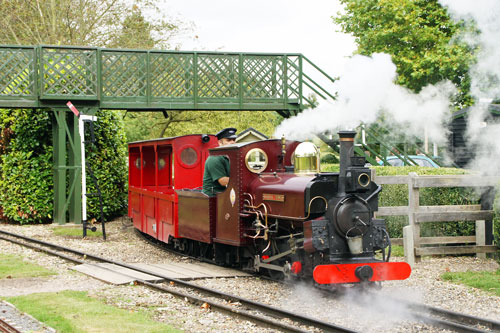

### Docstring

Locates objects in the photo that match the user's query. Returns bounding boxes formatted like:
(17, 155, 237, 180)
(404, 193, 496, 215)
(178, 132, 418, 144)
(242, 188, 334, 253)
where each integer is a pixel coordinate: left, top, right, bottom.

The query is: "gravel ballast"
(0, 219, 498, 332)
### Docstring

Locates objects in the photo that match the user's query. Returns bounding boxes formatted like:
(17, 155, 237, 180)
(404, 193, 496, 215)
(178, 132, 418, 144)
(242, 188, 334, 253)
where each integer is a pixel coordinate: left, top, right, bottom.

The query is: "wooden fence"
(372, 171, 499, 266)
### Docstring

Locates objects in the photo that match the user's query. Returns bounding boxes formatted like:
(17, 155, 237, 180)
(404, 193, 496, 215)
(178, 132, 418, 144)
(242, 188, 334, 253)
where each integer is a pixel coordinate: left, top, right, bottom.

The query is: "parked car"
(382, 155, 440, 168)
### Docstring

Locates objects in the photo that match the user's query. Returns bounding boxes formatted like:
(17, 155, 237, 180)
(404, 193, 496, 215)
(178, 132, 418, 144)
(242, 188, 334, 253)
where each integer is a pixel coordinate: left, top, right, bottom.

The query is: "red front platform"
(313, 262, 411, 284)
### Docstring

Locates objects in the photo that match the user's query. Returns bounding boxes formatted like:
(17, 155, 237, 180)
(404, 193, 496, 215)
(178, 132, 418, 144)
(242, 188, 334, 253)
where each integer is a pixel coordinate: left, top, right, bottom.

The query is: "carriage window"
(180, 147, 198, 166)
(245, 148, 268, 173)
(158, 158, 166, 170)
(134, 157, 145, 169)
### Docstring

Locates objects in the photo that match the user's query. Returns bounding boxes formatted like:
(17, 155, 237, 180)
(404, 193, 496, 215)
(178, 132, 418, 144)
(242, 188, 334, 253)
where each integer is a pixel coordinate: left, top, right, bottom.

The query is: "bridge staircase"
(319, 126, 444, 167)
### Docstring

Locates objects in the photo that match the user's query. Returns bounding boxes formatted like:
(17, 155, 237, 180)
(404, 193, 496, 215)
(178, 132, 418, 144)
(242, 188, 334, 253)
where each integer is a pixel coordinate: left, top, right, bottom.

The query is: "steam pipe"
(365, 185, 382, 202)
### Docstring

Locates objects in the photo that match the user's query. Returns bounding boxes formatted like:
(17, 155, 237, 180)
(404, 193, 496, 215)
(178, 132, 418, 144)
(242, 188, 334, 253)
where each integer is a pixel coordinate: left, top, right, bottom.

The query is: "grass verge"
(441, 270, 500, 296)
(0, 254, 56, 279)
(52, 226, 103, 238)
(4, 290, 180, 333)
(390, 245, 405, 257)
(375, 245, 405, 260)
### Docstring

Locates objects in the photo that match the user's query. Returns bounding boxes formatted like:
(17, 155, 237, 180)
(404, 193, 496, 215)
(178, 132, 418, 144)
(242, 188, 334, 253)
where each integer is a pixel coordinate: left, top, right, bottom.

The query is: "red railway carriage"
(128, 134, 218, 242)
(128, 132, 411, 285)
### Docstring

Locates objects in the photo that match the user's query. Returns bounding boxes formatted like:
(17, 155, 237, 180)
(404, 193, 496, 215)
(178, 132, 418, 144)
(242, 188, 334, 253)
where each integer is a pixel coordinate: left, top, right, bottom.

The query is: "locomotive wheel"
(186, 240, 194, 256)
(199, 242, 213, 260)
(260, 238, 289, 280)
(179, 239, 188, 254)
(265, 268, 284, 280)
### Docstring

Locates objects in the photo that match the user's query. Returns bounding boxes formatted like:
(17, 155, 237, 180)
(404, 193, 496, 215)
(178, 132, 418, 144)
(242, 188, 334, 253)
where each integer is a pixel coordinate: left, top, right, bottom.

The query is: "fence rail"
(373, 171, 499, 266)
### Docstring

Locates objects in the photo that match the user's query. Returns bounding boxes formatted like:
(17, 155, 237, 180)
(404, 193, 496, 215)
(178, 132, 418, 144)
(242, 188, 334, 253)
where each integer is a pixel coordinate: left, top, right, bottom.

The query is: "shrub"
(84, 110, 128, 220)
(0, 110, 53, 223)
(320, 163, 339, 172)
(0, 109, 127, 224)
(320, 153, 338, 164)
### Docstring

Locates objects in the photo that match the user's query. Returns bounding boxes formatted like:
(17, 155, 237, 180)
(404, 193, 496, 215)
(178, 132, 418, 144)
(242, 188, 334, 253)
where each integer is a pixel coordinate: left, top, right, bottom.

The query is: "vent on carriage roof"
(235, 127, 269, 143)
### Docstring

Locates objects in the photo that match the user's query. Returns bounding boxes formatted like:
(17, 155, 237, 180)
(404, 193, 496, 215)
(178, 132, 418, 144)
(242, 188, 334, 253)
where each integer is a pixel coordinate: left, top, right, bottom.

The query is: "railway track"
(138, 229, 500, 333)
(0, 229, 354, 333)
(1, 229, 498, 333)
(406, 301, 500, 333)
(0, 318, 21, 333)
(317, 281, 500, 333)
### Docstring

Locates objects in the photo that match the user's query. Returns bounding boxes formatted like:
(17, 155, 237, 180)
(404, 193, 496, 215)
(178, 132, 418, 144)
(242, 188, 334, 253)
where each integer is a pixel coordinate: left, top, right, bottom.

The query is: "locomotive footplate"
(313, 262, 411, 284)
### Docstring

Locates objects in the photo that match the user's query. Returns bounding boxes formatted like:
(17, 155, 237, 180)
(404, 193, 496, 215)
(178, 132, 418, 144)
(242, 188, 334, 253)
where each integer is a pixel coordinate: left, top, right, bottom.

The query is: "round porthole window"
(158, 158, 166, 170)
(245, 148, 268, 173)
(180, 147, 198, 166)
(134, 158, 145, 169)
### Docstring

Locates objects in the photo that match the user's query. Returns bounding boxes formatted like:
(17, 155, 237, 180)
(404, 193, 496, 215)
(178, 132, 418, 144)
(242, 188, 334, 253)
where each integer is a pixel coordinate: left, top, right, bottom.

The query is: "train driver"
(202, 127, 237, 196)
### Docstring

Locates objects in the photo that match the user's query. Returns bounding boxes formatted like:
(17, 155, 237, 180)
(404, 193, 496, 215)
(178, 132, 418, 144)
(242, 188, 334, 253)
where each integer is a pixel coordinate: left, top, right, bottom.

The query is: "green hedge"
(372, 166, 479, 239)
(320, 153, 339, 164)
(0, 110, 127, 224)
(0, 111, 53, 222)
(84, 110, 128, 221)
(321, 164, 498, 242)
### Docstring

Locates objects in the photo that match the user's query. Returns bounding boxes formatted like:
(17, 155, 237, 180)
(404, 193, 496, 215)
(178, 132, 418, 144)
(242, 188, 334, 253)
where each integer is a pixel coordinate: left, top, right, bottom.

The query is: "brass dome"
(294, 142, 320, 175)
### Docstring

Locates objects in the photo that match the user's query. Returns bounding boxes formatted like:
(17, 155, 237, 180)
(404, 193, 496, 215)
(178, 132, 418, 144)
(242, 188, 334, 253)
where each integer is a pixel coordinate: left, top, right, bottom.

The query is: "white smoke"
(275, 53, 455, 144)
(440, 0, 500, 100)
(280, 282, 424, 332)
(440, 0, 500, 175)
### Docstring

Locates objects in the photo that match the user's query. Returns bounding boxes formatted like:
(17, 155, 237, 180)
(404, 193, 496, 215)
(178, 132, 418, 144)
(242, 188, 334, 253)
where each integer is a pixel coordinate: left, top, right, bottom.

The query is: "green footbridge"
(0, 45, 336, 224)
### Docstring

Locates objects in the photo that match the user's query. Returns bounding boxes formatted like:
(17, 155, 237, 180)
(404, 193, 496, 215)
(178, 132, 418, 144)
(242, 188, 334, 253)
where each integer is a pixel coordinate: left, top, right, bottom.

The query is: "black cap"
(216, 127, 237, 140)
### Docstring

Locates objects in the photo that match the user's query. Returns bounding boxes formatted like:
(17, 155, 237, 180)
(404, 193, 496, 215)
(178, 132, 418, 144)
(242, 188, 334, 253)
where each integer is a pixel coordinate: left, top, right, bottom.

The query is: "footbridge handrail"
(0, 44, 337, 113)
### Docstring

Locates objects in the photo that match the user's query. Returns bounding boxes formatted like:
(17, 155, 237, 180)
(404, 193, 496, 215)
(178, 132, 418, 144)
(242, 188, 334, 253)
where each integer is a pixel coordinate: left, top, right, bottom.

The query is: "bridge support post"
(52, 109, 68, 224)
(52, 108, 95, 224)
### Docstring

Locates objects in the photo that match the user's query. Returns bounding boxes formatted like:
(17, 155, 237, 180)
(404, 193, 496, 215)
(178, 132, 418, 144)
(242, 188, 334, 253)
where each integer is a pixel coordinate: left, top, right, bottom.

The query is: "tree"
(0, 0, 184, 48)
(334, 0, 476, 108)
(122, 110, 281, 143)
(0, 0, 186, 223)
(108, 7, 156, 50)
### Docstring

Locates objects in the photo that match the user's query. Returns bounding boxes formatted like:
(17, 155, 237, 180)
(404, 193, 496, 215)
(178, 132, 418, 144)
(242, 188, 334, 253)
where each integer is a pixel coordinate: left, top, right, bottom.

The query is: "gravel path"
(0, 219, 498, 332)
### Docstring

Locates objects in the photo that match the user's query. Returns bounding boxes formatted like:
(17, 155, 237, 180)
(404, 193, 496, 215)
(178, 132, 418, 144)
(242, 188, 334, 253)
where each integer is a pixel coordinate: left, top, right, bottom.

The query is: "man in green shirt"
(202, 128, 237, 196)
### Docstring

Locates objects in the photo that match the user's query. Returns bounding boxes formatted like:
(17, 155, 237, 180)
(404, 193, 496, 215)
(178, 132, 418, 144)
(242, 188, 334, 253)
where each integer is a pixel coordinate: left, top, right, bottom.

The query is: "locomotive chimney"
(338, 130, 356, 174)
(338, 130, 356, 194)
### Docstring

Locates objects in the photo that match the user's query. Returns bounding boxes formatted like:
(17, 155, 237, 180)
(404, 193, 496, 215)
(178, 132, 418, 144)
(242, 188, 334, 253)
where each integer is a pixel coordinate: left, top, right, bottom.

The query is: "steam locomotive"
(128, 131, 411, 284)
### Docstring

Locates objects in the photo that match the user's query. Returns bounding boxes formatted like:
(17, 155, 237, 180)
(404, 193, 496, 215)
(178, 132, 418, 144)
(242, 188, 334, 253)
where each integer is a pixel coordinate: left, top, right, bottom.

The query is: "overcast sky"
(162, 0, 356, 76)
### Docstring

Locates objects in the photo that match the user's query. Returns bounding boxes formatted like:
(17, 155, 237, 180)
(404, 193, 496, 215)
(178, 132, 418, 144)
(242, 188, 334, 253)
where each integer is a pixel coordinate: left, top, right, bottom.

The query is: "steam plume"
(440, 0, 500, 175)
(275, 53, 455, 144)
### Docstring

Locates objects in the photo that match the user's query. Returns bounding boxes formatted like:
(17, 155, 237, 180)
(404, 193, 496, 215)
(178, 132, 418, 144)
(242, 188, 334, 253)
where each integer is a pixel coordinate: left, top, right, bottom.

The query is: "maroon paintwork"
(128, 135, 218, 243)
(177, 190, 216, 243)
(248, 174, 313, 218)
(209, 139, 301, 246)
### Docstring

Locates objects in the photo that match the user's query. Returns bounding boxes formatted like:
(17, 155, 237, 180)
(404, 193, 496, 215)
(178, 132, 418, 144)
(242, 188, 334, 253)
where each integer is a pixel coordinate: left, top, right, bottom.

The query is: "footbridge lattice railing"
(0, 45, 336, 113)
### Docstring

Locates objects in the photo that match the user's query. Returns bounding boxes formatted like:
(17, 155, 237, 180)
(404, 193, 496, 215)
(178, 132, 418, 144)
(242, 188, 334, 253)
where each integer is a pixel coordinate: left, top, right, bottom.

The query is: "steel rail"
(408, 302, 500, 332)
(331, 288, 500, 333)
(0, 318, 21, 333)
(412, 313, 488, 333)
(0, 230, 355, 333)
